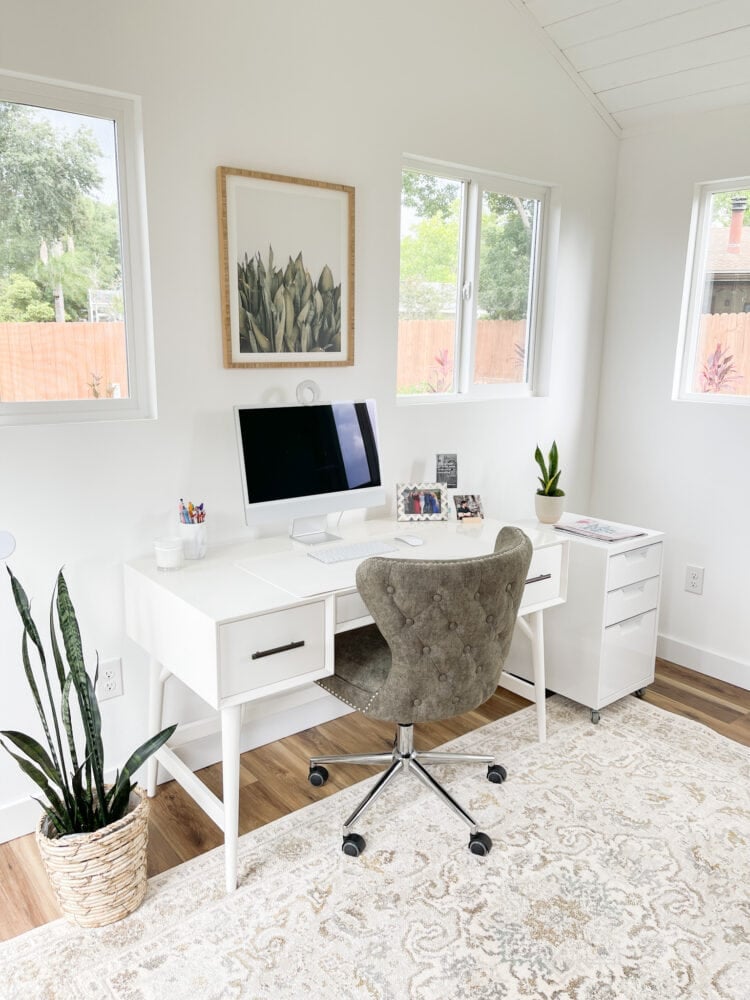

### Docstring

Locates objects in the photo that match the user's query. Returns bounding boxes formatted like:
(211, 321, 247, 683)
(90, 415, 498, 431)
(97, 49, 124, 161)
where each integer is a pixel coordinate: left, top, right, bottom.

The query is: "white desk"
(124, 517, 568, 891)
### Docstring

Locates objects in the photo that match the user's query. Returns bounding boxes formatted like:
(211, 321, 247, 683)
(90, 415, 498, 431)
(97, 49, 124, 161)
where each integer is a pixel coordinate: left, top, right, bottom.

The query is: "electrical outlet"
(97, 658, 123, 700)
(685, 565, 704, 596)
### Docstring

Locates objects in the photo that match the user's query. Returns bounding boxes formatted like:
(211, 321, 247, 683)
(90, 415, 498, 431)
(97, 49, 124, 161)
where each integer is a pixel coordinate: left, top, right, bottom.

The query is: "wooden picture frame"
(396, 483, 449, 521)
(217, 167, 355, 368)
(453, 494, 484, 521)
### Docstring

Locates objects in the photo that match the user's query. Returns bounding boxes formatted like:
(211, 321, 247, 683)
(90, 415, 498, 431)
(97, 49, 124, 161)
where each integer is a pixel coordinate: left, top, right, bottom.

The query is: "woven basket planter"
(35, 786, 150, 928)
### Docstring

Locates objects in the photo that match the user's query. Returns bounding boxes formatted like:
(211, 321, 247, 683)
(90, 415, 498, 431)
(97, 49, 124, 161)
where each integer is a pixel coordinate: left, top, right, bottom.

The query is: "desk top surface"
(124, 516, 564, 624)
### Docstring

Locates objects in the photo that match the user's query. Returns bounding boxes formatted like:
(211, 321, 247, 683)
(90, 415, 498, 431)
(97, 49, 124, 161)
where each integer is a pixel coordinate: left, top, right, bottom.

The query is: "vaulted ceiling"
(511, 0, 750, 134)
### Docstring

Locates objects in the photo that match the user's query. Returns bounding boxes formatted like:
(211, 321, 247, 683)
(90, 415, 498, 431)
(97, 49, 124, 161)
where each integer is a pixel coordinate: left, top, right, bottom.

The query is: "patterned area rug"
(3, 696, 750, 999)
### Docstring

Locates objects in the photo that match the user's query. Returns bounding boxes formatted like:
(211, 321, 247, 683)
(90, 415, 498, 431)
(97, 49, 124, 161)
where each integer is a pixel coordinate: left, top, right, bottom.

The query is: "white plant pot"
(535, 494, 565, 524)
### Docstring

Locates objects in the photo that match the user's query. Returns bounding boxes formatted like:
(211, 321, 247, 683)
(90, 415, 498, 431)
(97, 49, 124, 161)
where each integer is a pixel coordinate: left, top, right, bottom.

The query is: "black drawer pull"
(251, 639, 305, 660)
(525, 573, 552, 585)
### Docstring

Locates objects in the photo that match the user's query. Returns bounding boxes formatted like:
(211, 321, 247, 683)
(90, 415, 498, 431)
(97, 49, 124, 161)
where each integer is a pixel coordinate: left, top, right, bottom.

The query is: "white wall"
(0, 0, 618, 837)
(591, 105, 750, 686)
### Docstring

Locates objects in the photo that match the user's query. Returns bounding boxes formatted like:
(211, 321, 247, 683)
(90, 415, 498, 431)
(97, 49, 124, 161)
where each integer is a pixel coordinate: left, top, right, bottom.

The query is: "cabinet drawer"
(336, 590, 370, 626)
(605, 575, 659, 627)
(219, 601, 326, 699)
(607, 542, 662, 591)
(600, 609, 657, 702)
(520, 543, 563, 611)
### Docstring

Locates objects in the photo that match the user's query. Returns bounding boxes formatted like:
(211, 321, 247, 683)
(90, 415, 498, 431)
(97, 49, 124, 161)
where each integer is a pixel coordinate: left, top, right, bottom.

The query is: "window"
(397, 158, 551, 400)
(675, 179, 750, 404)
(0, 72, 155, 424)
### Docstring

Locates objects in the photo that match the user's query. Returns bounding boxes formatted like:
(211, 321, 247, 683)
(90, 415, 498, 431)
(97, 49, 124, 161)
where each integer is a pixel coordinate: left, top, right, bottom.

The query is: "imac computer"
(234, 399, 385, 543)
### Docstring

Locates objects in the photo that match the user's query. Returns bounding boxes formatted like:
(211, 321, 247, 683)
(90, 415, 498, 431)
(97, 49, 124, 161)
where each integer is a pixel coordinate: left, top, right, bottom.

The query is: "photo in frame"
(454, 494, 484, 521)
(217, 167, 355, 368)
(396, 483, 449, 521)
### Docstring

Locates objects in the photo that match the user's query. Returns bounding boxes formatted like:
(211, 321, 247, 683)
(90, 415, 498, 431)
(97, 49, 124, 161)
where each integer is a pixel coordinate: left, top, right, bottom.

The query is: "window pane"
(689, 188, 750, 397)
(397, 170, 461, 395)
(0, 101, 127, 402)
(474, 192, 539, 385)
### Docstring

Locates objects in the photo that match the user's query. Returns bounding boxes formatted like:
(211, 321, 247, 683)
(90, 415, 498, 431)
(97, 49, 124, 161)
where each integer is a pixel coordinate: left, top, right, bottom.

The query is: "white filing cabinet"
(539, 519, 663, 722)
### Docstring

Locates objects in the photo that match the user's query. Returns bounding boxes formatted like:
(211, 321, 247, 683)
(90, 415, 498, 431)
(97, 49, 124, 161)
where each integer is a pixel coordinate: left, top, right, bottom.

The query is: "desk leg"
(221, 704, 242, 893)
(147, 657, 166, 797)
(529, 610, 547, 743)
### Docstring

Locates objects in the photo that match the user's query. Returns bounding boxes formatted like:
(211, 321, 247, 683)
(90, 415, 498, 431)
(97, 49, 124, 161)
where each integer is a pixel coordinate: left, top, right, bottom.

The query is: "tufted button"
(506, 582, 513, 593)
(413, 698, 421, 707)
(449, 622, 457, 630)
(463, 645, 472, 654)
(474, 592, 481, 600)
(438, 672, 448, 682)
(386, 585, 395, 594)
(422, 646, 431, 655)
(486, 614, 494, 624)
(405, 617, 414, 626)
(433, 593, 441, 602)
(452, 695, 461, 705)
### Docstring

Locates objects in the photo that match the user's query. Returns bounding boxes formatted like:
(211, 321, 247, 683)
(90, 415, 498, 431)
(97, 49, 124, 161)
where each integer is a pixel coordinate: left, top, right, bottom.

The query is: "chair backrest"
(354, 526, 532, 724)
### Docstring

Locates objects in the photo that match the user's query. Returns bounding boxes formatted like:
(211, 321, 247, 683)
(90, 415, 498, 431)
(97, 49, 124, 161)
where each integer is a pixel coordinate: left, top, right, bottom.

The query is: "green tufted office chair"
(308, 525, 532, 857)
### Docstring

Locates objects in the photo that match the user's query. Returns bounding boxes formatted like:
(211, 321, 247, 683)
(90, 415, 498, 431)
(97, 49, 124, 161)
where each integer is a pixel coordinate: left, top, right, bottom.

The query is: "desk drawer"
(607, 542, 662, 591)
(600, 609, 657, 702)
(605, 575, 659, 627)
(336, 590, 370, 626)
(520, 544, 563, 610)
(219, 601, 326, 699)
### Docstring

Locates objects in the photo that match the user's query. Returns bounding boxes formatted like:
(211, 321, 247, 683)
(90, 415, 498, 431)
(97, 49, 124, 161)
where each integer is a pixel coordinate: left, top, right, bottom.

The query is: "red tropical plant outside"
(700, 342, 741, 393)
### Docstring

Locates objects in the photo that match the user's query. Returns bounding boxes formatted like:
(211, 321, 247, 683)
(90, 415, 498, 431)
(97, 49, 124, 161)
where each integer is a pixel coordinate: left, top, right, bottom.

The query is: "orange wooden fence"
(0, 322, 128, 402)
(397, 319, 526, 390)
(695, 313, 750, 393)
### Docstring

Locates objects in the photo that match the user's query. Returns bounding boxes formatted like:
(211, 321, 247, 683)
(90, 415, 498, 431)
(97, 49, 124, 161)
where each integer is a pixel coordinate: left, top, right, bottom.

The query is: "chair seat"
(316, 625, 391, 713)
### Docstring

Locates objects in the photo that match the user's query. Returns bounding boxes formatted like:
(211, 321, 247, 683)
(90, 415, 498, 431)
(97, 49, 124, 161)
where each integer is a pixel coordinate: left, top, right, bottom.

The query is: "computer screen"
(234, 399, 385, 538)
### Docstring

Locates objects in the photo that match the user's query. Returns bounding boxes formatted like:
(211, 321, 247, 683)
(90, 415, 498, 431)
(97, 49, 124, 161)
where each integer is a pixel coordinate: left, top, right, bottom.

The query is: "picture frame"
(217, 166, 355, 368)
(435, 453, 458, 489)
(396, 483, 449, 521)
(454, 494, 484, 521)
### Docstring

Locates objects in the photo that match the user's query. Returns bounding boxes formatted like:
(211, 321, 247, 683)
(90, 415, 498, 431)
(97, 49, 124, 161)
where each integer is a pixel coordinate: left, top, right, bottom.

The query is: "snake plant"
(237, 245, 341, 354)
(1, 567, 176, 836)
(534, 441, 565, 497)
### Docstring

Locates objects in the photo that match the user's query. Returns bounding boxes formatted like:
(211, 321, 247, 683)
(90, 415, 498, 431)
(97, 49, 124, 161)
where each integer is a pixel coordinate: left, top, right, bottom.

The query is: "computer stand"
(289, 514, 342, 545)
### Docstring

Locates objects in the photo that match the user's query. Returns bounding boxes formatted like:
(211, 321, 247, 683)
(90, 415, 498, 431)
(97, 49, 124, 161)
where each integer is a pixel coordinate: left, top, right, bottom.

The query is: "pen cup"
(179, 521, 207, 560)
(154, 536, 183, 571)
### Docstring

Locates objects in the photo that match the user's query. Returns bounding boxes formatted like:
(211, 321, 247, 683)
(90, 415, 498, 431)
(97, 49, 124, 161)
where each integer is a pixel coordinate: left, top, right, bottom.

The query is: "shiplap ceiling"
(511, 0, 750, 134)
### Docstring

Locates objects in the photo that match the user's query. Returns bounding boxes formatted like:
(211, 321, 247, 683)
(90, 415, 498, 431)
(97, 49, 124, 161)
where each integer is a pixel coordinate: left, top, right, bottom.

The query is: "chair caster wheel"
(308, 765, 329, 787)
(342, 833, 366, 857)
(469, 832, 492, 856)
(591, 710, 601, 725)
(487, 764, 507, 784)
(634, 688, 645, 699)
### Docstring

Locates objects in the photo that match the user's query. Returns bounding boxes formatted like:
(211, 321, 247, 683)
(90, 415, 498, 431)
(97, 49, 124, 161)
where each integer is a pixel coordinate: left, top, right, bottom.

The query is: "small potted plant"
(0, 567, 176, 927)
(534, 440, 565, 524)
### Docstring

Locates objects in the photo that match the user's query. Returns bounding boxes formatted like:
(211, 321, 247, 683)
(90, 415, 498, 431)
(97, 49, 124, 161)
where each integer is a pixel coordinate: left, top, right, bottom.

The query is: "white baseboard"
(0, 685, 352, 845)
(657, 634, 750, 690)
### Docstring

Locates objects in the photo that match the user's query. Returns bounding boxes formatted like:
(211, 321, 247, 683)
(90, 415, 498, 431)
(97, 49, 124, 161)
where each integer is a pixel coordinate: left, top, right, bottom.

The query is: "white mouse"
(395, 535, 424, 546)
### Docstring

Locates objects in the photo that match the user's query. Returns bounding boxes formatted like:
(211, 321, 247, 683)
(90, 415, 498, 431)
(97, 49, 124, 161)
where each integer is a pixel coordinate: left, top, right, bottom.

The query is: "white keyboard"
(307, 539, 397, 564)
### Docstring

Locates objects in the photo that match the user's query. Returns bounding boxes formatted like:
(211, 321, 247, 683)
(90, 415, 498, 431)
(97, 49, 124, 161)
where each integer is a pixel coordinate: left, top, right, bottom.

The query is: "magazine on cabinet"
(554, 517, 646, 543)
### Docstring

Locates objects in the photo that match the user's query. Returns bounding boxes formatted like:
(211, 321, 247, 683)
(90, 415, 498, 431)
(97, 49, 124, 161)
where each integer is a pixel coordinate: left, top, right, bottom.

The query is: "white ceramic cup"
(179, 522, 207, 559)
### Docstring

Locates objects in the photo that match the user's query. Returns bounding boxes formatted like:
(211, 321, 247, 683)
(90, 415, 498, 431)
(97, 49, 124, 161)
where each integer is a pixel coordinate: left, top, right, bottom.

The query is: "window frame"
(397, 155, 556, 404)
(674, 176, 750, 407)
(0, 70, 156, 425)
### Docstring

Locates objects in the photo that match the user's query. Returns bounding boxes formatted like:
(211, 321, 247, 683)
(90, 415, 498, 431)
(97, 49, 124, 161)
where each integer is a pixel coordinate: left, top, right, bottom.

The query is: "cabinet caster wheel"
(469, 832, 492, 856)
(342, 833, 366, 857)
(308, 765, 329, 787)
(487, 764, 507, 784)
(634, 688, 645, 699)
(590, 710, 601, 725)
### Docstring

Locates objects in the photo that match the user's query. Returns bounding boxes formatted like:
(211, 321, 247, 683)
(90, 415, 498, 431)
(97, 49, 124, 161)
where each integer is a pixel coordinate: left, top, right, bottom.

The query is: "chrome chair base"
(309, 723, 504, 842)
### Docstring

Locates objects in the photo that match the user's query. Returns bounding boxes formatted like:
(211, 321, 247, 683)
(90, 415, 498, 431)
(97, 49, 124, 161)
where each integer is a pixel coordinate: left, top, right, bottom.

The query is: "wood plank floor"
(2, 658, 749, 942)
